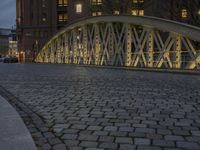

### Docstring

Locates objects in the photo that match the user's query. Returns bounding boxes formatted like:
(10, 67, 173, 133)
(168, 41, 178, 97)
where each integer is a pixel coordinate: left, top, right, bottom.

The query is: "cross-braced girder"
(35, 16, 200, 70)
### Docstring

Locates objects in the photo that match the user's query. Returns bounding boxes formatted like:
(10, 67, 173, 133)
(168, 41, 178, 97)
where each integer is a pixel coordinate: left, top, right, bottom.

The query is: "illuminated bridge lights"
(35, 15, 200, 70)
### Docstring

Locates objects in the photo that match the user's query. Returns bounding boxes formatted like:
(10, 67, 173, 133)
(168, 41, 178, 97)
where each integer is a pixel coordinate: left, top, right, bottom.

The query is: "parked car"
(3, 57, 18, 63)
(0, 57, 5, 63)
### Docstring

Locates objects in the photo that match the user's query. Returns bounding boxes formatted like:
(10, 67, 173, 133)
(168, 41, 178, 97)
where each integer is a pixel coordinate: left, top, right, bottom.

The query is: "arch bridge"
(35, 15, 200, 70)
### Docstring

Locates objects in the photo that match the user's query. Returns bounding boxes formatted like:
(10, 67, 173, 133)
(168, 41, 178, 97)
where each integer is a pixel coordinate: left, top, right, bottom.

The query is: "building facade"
(16, 0, 200, 62)
(0, 29, 11, 57)
(8, 29, 18, 58)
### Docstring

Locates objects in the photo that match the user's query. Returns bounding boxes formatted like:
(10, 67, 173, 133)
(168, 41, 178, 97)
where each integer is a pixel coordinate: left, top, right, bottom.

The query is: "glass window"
(92, 11, 102, 16)
(91, 0, 102, 5)
(76, 4, 82, 13)
(58, 0, 68, 6)
(139, 10, 144, 16)
(114, 10, 120, 15)
(58, 13, 68, 22)
(133, 0, 144, 3)
(181, 9, 188, 18)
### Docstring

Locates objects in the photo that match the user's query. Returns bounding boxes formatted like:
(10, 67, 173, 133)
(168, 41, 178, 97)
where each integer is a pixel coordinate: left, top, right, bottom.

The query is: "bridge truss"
(35, 16, 200, 70)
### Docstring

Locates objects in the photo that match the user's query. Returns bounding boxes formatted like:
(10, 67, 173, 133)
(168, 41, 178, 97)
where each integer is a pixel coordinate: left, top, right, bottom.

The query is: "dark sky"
(0, 0, 16, 29)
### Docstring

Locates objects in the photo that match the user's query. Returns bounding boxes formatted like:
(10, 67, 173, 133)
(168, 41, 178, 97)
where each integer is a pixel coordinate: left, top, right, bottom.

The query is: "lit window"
(42, 18, 46, 22)
(181, 9, 188, 18)
(198, 9, 200, 15)
(91, 0, 102, 5)
(58, 13, 68, 22)
(132, 9, 144, 16)
(139, 10, 144, 16)
(58, 0, 68, 6)
(76, 4, 82, 13)
(64, 13, 68, 20)
(133, 0, 144, 3)
(92, 11, 102, 16)
(97, 11, 102, 16)
(114, 10, 120, 15)
(63, 0, 68, 6)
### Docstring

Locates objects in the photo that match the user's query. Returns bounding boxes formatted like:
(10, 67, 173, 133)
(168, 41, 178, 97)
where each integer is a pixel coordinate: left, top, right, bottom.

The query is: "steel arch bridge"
(35, 15, 200, 70)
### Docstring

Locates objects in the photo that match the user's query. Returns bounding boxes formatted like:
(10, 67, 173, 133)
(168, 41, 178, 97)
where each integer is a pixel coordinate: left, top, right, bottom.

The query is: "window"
(132, 9, 144, 16)
(92, 11, 102, 16)
(76, 4, 82, 13)
(91, 0, 102, 5)
(114, 10, 120, 15)
(42, 0, 46, 7)
(133, 0, 144, 3)
(198, 9, 200, 15)
(42, 13, 47, 22)
(42, 17, 46, 22)
(58, 13, 68, 22)
(58, 0, 68, 6)
(139, 10, 144, 16)
(181, 9, 188, 18)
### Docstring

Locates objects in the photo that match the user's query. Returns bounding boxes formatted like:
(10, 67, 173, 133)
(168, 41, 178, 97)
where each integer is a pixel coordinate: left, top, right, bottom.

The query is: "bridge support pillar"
(64, 33, 69, 64)
(57, 39, 61, 64)
(126, 24, 132, 66)
(73, 30, 78, 64)
(50, 43, 55, 63)
(109, 23, 114, 66)
(147, 28, 154, 68)
(83, 26, 88, 65)
(95, 24, 100, 65)
(173, 34, 182, 69)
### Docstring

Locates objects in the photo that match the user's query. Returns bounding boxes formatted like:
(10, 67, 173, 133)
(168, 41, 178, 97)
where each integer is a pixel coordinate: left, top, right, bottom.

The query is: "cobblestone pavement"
(0, 63, 200, 150)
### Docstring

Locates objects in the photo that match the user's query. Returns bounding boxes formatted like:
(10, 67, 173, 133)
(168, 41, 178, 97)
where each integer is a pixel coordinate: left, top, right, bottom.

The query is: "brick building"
(16, 0, 200, 62)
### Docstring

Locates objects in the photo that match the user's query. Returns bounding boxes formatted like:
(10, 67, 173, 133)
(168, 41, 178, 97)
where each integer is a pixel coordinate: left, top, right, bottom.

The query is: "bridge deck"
(0, 64, 200, 150)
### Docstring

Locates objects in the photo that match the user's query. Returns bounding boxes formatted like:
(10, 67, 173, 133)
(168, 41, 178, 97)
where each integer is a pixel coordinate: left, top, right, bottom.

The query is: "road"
(0, 63, 200, 150)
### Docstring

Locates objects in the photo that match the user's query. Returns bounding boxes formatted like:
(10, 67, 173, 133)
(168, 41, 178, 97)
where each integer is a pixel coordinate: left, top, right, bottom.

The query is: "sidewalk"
(0, 95, 37, 150)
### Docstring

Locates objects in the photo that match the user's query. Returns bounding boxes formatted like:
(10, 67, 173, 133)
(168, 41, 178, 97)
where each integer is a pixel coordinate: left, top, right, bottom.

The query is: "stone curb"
(0, 95, 37, 150)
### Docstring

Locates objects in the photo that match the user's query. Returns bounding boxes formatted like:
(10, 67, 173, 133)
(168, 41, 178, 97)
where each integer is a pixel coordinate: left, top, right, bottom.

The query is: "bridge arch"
(35, 15, 200, 70)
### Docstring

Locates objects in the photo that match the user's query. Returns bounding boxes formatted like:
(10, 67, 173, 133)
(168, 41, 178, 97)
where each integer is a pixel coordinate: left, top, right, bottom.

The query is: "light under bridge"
(35, 15, 200, 70)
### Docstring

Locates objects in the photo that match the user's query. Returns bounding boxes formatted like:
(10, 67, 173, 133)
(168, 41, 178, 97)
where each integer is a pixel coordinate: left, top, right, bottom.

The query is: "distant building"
(8, 29, 18, 58)
(16, 0, 200, 62)
(0, 28, 11, 57)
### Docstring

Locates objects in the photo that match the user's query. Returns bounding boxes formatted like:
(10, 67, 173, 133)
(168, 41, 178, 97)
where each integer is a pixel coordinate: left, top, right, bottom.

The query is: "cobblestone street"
(0, 63, 200, 150)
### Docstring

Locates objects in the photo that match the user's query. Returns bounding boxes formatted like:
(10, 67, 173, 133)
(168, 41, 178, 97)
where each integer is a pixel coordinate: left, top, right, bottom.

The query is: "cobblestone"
(78, 134, 98, 141)
(79, 141, 98, 148)
(99, 142, 118, 149)
(134, 138, 151, 145)
(0, 64, 200, 149)
(176, 141, 200, 149)
(137, 146, 162, 150)
(52, 144, 67, 150)
(99, 136, 114, 142)
(164, 135, 184, 141)
(120, 144, 136, 150)
(153, 140, 175, 147)
(115, 137, 133, 144)
(62, 134, 77, 140)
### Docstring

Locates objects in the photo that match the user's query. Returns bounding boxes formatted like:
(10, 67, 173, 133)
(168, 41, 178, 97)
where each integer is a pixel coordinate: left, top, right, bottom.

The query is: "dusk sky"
(0, 0, 16, 29)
